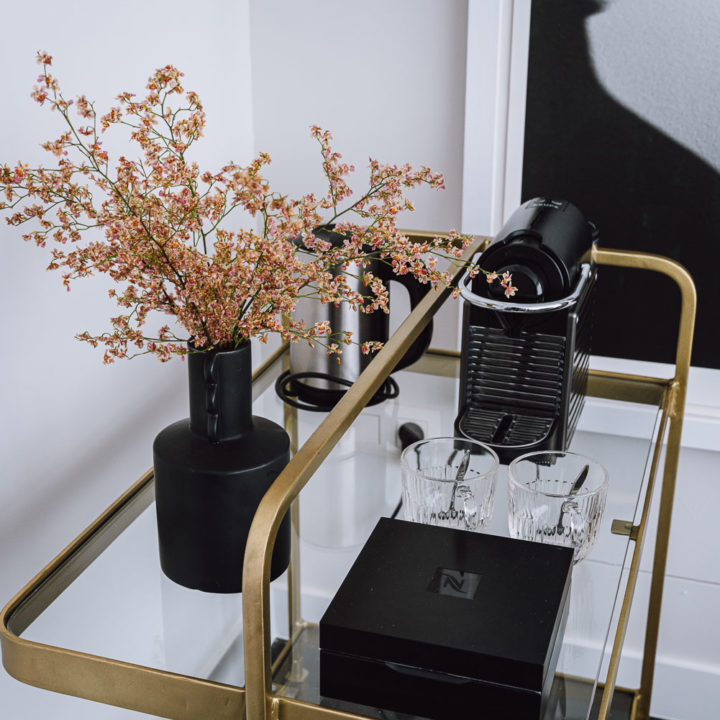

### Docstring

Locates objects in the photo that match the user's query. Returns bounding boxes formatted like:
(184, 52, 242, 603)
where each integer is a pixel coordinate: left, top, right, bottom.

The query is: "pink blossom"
(0, 56, 488, 362)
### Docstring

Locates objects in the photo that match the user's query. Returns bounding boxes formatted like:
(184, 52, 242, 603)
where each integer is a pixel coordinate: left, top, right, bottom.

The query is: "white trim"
(589, 355, 720, 451)
(491, 0, 514, 232)
(458, 0, 532, 350)
(462, 0, 507, 236)
(590, 356, 720, 404)
(503, 0, 531, 219)
(462, 0, 531, 236)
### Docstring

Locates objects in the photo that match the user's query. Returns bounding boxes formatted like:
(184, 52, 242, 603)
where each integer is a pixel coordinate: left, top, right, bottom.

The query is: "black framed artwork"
(522, 0, 719, 369)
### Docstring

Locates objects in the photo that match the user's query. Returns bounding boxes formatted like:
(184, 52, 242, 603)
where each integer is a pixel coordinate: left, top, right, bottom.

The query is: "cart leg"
(283, 393, 306, 684)
(636, 411, 684, 720)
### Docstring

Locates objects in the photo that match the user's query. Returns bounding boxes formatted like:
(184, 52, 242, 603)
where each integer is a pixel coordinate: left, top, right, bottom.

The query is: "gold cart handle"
(241, 234, 489, 720)
(591, 246, 696, 720)
(242, 243, 697, 720)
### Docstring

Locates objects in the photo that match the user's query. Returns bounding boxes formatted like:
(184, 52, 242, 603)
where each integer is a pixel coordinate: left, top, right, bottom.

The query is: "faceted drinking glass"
(508, 450, 608, 563)
(401, 437, 499, 532)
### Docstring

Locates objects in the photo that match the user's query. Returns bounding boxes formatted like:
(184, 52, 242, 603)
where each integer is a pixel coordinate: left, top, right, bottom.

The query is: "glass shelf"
(1, 241, 695, 720)
(5, 353, 661, 720)
(268, 365, 661, 720)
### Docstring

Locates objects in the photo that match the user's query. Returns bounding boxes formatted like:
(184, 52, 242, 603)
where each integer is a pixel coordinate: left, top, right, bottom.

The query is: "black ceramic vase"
(153, 342, 290, 593)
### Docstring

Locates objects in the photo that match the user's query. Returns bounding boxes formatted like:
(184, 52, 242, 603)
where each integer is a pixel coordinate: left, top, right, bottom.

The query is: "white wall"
(0, 2, 254, 719)
(462, 0, 531, 236)
(248, 0, 470, 351)
(248, 0, 467, 232)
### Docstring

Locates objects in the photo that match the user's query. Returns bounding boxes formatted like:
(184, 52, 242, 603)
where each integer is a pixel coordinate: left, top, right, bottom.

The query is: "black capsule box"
(319, 518, 573, 720)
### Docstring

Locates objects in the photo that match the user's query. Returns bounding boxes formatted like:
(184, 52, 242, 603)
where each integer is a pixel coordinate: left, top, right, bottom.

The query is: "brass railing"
(241, 243, 696, 720)
(0, 238, 696, 720)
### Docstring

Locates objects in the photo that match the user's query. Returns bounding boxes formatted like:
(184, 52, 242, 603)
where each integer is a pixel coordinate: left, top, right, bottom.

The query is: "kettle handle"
(386, 272, 434, 371)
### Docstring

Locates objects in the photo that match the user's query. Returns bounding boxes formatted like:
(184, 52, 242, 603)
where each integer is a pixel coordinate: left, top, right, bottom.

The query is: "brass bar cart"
(1, 235, 696, 720)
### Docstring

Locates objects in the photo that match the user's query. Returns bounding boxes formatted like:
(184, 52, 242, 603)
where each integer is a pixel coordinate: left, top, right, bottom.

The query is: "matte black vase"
(153, 342, 290, 593)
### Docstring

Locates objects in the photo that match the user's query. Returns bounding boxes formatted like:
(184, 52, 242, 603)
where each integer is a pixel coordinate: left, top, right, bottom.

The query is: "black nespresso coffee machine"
(455, 198, 598, 464)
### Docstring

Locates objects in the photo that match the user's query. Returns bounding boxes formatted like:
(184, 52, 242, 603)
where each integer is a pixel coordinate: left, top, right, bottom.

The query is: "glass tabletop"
(15, 355, 661, 720)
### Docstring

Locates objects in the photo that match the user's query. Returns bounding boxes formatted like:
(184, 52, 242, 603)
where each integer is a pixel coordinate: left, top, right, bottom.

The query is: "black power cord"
(390, 422, 425, 519)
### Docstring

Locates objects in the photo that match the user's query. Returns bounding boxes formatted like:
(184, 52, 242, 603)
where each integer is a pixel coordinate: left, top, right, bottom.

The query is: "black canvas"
(319, 518, 574, 720)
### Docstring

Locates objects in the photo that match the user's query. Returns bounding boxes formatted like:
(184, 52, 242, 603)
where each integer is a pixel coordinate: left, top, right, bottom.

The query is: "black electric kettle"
(276, 226, 433, 411)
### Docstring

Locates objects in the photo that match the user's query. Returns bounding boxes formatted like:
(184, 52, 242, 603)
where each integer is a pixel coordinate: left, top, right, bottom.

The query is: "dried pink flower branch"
(1, 53, 510, 364)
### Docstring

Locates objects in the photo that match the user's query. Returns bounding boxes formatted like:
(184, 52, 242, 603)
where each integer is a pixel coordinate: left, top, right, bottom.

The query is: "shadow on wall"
(0, 370, 185, 572)
(522, 0, 719, 369)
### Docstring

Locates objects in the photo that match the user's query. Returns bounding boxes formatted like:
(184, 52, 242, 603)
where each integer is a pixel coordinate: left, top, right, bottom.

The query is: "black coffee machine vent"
(455, 198, 597, 464)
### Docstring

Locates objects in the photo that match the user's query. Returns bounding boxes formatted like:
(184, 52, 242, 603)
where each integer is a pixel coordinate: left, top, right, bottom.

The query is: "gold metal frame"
(242, 242, 696, 720)
(0, 345, 287, 720)
(591, 248, 696, 720)
(0, 238, 696, 720)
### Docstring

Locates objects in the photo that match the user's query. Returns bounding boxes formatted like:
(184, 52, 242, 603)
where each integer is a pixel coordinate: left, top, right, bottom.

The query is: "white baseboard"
(615, 648, 720, 720)
(587, 356, 720, 452)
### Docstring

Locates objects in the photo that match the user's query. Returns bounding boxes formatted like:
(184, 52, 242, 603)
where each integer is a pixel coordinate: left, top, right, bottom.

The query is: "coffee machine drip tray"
(458, 407, 555, 448)
(455, 325, 580, 464)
